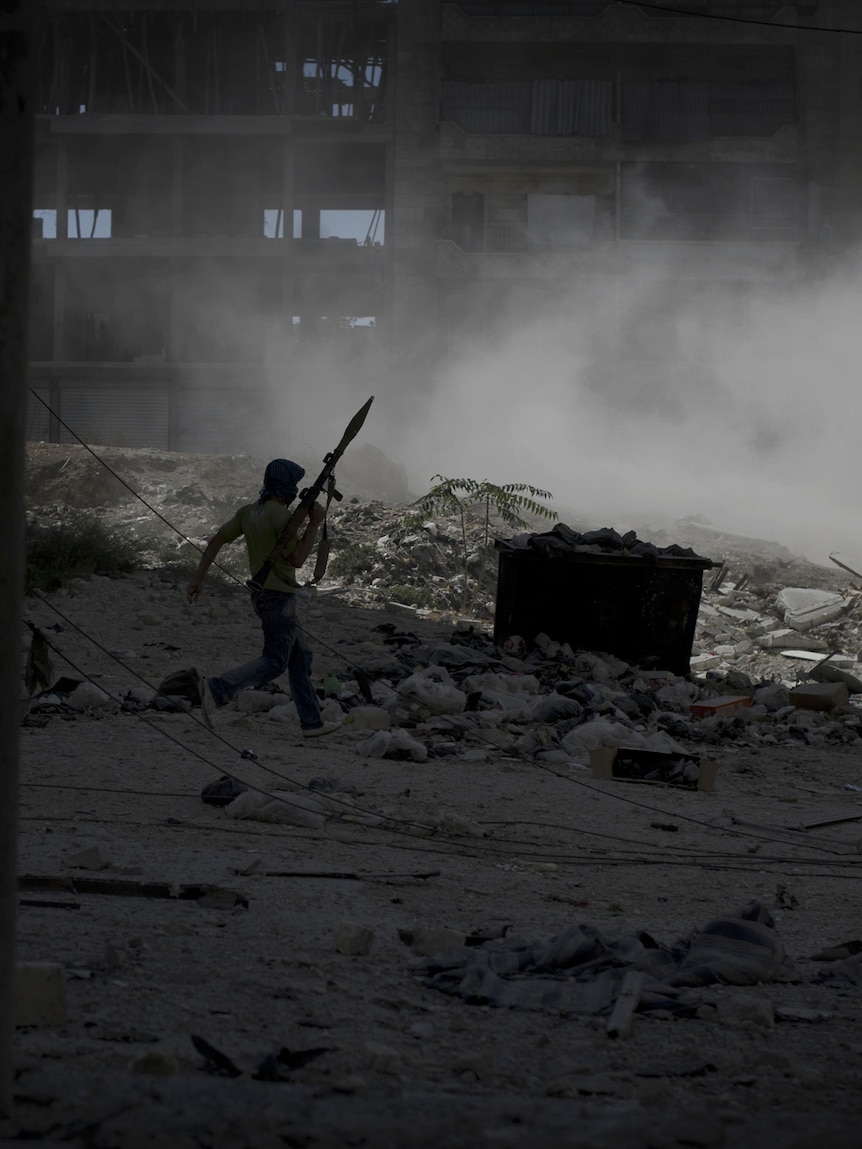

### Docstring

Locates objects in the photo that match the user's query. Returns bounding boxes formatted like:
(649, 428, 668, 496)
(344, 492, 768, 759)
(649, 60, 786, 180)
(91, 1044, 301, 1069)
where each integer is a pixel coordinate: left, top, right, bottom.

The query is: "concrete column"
(830, 2, 862, 247)
(281, 135, 295, 321)
(0, 0, 35, 1118)
(55, 138, 67, 239)
(389, 0, 444, 380)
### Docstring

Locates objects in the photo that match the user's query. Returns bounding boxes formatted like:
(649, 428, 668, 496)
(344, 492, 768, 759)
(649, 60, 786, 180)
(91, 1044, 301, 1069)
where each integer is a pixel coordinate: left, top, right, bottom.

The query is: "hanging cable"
(23, 595, 862, 876)
(614, 0, 858, 34)
(23, 395, 862, 873)
(27, 387, 375, 691)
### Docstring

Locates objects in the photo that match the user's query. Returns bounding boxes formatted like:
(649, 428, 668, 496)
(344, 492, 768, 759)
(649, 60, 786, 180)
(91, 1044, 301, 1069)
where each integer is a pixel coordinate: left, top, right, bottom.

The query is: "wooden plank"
(263, 869, 441, 882)
(800, 813, 862, 831)
(18, 874, 248, 907)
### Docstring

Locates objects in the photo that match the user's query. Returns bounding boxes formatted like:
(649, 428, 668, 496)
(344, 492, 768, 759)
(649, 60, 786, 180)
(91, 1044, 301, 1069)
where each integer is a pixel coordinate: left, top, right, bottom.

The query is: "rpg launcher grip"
(246, 395, 374, 593)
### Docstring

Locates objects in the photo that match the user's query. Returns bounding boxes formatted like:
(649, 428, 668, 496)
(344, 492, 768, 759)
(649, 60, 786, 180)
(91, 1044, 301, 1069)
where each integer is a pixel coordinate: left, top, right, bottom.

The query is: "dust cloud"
(369, 267, 862, 569)
(189, 222, 862, 572)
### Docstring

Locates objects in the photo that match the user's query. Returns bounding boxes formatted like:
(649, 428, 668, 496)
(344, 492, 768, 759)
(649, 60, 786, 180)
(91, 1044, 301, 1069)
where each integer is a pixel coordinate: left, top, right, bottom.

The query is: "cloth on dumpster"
(502, 523, 706, 561)
(415, 901, 796, 1015)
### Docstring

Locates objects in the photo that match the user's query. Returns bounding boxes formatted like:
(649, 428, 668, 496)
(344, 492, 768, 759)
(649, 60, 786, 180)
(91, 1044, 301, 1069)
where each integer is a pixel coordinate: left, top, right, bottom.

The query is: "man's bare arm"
(288, 503, 326, 569)
(187, 530, 229, 603)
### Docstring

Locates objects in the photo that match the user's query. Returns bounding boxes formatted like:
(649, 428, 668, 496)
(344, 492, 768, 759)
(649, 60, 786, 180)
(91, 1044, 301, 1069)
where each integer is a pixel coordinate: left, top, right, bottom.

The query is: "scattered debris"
(788, 682, 850, 712)
(19, 874, 248, 907)
(335, 922, 375, 956)
(67, 845, 112, 871)
(416, 901, 793, 1016)
(14, 961, 68, 1027)
(591, 747, 718, 792)
(223, 789, 331, 829)
(690, 694, 752, 718)
(200, 775, 248, 807)
(191, 1034, 331, 1080)
(606, 970, 645, 1038)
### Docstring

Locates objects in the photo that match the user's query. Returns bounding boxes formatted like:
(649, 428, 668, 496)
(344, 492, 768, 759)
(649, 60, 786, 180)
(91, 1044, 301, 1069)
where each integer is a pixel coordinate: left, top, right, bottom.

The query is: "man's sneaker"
(196, 670, 215, 729)
(302, 721, 341, 739)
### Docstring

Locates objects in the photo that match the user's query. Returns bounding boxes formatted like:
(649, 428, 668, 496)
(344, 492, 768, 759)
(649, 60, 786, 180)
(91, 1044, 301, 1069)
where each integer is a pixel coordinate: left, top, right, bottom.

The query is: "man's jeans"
(207, 590, 323, 729)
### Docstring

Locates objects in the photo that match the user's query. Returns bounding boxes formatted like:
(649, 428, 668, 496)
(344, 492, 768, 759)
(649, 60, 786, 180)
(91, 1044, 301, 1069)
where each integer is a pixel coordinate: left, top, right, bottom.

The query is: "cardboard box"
(690, 694, 752, 718)
(590, 747, 718, 792)
(788, 681, 850, 712)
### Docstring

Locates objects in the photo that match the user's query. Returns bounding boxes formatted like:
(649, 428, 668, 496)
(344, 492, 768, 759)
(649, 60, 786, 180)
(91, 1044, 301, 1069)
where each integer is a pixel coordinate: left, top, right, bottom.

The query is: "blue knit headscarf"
(258, 458, 305, 506)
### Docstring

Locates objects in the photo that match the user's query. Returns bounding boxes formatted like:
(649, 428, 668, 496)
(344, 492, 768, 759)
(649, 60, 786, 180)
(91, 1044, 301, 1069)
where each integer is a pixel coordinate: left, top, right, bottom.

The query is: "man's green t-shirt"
(218, 500, 300, 592)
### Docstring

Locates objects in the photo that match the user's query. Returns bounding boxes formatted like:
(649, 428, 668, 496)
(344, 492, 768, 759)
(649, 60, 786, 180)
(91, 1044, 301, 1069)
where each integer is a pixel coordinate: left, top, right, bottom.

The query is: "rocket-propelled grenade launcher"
(247, 396, 374, 593)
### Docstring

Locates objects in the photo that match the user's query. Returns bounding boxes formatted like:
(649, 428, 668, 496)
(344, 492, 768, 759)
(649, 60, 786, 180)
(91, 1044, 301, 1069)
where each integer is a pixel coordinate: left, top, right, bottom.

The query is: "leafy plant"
(387, 584, 433, 609)
(26, 515, 137, 592)
(329, 542, 377, 581)
(408, 476, 555, 611)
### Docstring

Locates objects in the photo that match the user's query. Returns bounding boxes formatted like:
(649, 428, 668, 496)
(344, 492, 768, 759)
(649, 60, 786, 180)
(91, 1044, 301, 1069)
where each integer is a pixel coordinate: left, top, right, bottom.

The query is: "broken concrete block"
(399, 925, 465, 955)
(236, 690, 279, 714)
(103, 943, 123, 972)
(15, 962, 67, 1026)
(344, 705, 391, 730)
(717, 994, 774, 1029)
(364, 1041, 404, 1074)
(759, 628, 827, 651)
(715, 605, 761, 623)
(131, 1050, 179, 1076)
(452, 1049, 495, 1083)
(776, 587, 846, 631)
(788, 681, 850, 712)
(67, 682, 115, 711)
(135, 611, 162, 627)
(385, 600, 420, 619)
(335, 922, 374, 956)
(67, 844, 111, 870)
(196, 889, 244, 911)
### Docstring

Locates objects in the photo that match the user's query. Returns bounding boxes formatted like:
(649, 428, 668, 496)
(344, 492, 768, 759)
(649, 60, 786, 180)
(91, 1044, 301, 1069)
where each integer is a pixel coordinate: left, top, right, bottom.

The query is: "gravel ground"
(5, 445, 862, 1148)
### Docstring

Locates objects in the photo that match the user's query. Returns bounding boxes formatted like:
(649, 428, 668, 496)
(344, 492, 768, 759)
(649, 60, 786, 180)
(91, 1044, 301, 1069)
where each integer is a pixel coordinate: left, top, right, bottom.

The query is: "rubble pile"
(316, 611, 862, 767)
(44, 584, 862, 770)
(24, 441, 862, 762)
(322, 499, 504, 615)
(315, 516, 862, 765)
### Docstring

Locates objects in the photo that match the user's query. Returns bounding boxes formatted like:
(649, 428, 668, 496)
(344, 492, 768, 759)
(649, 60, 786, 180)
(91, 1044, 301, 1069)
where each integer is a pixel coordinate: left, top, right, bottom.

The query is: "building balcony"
(30, 236, 386, 272)
(436, 236, 803, 282)
(439, 122, 799, 171)
(41, 114, 393, 142)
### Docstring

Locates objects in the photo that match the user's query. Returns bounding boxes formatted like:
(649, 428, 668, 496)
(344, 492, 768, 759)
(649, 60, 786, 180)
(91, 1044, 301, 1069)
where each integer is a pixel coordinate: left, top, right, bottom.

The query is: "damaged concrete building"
(27, 1, 861, 451)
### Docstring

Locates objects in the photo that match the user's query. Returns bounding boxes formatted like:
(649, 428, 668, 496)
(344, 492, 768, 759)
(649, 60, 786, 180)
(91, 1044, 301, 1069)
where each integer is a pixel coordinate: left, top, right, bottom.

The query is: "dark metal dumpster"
(494, 536, 715, 676)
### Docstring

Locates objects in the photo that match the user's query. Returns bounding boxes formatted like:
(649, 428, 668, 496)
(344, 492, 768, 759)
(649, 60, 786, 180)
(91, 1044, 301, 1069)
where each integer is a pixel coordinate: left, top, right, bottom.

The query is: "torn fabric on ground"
(415, 901, 797, 1014)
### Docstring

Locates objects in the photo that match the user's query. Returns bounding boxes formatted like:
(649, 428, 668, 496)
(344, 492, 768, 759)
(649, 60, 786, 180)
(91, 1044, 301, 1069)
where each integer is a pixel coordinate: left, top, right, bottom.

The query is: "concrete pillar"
(389, 0, 444, 380)
(0, 0, 35, 1118)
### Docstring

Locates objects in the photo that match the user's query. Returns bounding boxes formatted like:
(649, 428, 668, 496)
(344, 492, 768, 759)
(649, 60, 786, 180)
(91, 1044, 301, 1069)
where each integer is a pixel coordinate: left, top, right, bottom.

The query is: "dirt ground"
(5, 445, 862, 1149)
